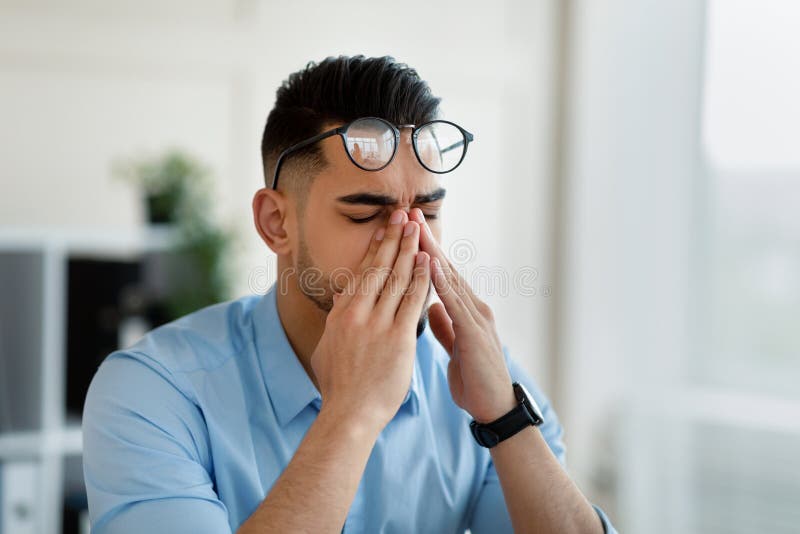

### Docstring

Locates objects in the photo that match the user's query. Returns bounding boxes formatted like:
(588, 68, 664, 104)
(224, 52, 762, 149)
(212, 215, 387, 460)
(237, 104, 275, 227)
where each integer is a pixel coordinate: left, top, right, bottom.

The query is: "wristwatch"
(470, 382, 544, 448)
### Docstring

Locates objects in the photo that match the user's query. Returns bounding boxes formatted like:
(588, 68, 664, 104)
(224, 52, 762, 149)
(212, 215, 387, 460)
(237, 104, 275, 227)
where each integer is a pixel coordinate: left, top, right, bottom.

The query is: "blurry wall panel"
(558, 0, 706, 527)
(0, 0, 563, 390)
(0, 71, 232, 228)
(0, 252, 44, 432)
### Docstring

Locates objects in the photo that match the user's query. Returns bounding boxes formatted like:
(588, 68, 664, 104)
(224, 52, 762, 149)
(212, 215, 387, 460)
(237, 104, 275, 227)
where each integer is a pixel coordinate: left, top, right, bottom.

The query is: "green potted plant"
(115, 150, 234, 319)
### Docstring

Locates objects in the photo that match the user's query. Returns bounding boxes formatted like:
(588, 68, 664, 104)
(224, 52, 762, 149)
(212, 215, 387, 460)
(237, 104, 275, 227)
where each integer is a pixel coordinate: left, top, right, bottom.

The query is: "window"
(699, 0, 800, 398)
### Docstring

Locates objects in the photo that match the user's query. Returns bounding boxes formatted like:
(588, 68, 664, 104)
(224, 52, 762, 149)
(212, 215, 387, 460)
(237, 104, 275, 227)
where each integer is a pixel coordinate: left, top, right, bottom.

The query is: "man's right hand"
(239, 209, 429, 534)
(310, 209, 431, 434)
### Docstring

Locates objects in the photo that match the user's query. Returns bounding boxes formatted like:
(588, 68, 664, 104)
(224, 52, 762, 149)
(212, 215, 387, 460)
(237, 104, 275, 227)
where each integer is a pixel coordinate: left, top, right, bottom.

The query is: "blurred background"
(1, 0, 798, 532)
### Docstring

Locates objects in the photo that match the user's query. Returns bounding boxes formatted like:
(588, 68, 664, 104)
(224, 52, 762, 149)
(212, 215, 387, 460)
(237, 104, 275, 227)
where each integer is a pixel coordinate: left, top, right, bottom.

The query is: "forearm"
(410, 211, 605, 532)
(491, 427, 604, 534)
(237, 406, 379, 534)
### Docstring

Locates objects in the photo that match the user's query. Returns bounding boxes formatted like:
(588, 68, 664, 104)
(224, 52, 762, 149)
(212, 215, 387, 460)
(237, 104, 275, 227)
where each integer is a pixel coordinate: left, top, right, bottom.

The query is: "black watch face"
(514, 382, 544, 425)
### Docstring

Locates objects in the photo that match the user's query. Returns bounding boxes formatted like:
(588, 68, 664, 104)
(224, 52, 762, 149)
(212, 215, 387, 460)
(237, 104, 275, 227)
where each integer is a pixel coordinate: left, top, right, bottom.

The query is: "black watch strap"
(469, 382, 543, 448)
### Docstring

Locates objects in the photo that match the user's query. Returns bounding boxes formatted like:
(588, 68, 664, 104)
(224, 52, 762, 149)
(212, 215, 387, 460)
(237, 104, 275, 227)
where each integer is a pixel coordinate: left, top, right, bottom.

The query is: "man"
(83, 55, 617, 533)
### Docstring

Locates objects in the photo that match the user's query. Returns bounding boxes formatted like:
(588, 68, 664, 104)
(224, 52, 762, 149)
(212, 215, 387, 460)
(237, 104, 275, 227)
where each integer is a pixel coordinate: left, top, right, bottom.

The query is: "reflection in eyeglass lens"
(345, 119, 466, 173)
(347, 137, 393, 168)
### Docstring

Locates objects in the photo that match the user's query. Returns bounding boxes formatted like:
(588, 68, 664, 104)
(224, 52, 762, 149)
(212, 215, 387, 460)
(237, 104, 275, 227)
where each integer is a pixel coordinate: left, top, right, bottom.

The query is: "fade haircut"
(260, 55, 441, 200)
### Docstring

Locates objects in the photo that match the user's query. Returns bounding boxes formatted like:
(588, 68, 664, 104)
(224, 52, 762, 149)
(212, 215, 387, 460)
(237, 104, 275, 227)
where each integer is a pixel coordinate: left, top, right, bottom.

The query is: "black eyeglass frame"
(270, 117, 474, 190)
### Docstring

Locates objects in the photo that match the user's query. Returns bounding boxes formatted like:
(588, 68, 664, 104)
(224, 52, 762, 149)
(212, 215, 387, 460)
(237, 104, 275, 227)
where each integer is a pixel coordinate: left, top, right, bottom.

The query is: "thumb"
(428, 301, 455, 356)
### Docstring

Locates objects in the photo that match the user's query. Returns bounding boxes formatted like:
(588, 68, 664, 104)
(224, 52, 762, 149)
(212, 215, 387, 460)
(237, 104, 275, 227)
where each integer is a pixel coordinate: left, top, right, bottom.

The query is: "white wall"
(0, 2, 561, 406)
(9, 2, 753, 529)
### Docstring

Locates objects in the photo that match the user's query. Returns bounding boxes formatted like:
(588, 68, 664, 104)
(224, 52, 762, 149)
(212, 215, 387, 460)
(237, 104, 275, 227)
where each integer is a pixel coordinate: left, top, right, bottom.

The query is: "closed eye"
(345, 209, 440, 224)
(347, 211, 383, 224)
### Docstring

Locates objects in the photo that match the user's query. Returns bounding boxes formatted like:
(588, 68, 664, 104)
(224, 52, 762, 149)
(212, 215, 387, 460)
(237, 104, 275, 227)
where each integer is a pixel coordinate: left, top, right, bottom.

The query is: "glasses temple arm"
(271, 129, 339, 189)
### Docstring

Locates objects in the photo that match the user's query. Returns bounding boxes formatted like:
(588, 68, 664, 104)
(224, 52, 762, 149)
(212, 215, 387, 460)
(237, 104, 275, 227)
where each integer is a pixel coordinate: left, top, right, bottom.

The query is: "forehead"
(311, 128, 443, 201)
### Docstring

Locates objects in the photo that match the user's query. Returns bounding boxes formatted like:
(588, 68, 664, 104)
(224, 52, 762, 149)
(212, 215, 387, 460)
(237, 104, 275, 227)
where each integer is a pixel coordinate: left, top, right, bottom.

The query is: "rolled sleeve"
(82, 352, 232, 534)
(468, 350, 617, 533)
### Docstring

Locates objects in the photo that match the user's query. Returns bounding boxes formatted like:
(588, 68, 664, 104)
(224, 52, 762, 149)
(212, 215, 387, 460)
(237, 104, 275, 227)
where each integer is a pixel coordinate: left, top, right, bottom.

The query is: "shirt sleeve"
(82, 352, 233, 534)
(468, 349, 618, 534)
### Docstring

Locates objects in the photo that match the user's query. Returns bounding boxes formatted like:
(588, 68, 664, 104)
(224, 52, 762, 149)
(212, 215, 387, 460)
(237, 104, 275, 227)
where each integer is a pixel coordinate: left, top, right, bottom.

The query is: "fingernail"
(390, 210, 405, 225)
(403, 221, 416, 237)
(416, 252, 426, 265)
(375, 228, 385, 241)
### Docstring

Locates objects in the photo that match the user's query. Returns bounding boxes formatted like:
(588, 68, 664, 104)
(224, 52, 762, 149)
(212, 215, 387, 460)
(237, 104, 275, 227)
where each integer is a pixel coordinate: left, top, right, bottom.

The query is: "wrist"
(318, 399, 385, 441)
(470, 382, 545, 449)
(471, 378, 517, 423)
(472, 393, 517, 424)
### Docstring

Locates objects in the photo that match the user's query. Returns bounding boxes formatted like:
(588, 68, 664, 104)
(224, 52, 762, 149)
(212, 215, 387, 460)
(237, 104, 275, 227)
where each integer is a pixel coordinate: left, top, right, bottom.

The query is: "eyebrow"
(336, 187, 447, 206)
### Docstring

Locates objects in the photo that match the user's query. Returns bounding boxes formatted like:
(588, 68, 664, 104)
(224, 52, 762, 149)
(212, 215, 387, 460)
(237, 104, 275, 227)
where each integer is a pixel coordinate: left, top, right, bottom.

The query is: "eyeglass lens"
(343, 118, 466, 173)
(414, 121, 466, 173)
(345, 118, 397, 170)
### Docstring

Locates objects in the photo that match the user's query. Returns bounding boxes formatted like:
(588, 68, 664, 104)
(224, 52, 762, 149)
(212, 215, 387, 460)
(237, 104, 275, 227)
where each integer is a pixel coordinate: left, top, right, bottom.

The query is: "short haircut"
(260, 55, 442, 197)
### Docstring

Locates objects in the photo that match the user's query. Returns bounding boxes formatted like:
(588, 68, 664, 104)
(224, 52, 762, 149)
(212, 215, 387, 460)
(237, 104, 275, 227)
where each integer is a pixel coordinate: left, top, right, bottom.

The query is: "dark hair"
(260, 55, 441, 191)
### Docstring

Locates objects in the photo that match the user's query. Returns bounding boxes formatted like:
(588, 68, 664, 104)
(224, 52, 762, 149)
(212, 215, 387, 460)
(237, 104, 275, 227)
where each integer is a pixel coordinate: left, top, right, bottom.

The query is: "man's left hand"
(408, 208, 517, 424)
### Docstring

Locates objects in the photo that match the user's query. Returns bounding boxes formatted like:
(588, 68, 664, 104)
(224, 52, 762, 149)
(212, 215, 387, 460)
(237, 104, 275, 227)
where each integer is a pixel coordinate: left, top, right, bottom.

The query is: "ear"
(252, 187, 293, 256)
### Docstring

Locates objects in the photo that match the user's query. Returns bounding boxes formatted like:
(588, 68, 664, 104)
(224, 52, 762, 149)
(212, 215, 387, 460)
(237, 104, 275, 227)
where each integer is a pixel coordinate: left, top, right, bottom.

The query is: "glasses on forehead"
(270, 116, 474, 190)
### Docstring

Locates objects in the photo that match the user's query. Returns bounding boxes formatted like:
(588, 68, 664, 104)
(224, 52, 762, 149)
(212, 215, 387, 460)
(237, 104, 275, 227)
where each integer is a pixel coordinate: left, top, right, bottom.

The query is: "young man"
(83, 55, 617, 533)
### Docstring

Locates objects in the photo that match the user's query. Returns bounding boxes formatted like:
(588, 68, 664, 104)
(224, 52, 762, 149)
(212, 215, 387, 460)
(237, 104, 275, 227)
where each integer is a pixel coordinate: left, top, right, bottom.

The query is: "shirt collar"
(253, 283, 421, 428)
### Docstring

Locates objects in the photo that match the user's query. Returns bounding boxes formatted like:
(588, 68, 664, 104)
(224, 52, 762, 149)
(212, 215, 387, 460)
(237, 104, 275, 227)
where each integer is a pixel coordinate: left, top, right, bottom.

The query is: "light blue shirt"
(83, 283, 616, 533)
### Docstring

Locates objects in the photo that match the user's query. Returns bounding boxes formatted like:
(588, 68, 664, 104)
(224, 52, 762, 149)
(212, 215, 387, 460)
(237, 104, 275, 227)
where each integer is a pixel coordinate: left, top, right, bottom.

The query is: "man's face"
(292, 125, 445, 333)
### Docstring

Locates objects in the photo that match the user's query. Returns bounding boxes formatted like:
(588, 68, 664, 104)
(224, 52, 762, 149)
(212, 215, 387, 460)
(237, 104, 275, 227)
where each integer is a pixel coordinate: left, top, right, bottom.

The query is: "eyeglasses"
(270, 117, 474, 189)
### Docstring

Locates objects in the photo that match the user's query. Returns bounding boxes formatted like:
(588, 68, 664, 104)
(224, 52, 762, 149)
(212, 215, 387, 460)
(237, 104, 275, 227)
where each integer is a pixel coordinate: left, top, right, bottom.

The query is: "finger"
(375, 220, 420, 317)
(352, 209, 408, 311)
(430, 257, 477, 328)
(409, 207, 442, 262)
(410, 208, 482, 312)
(410, 208, 468, 293)
(359, 226, 385, 271)
(336, 225, 385, 308)
(428, 301, 455, 356)
(396, 251, 431, 328)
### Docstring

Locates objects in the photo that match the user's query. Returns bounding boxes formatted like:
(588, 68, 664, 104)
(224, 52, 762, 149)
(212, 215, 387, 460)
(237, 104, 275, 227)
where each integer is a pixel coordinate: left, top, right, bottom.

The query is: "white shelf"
(0, 229, 174, 533)
(0, 225, 179, 257)
(0, 431, 44, 458)
(0, 427, 82, 459)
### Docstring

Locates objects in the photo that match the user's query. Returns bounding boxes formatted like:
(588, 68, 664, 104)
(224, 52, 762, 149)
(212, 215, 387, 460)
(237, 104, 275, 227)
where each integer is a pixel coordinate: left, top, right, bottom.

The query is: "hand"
(408, 208, 516, 423)
(310, 209, 431, 433)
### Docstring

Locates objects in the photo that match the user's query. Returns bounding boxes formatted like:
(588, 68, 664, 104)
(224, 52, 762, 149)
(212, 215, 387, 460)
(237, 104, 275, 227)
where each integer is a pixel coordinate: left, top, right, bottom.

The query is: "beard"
(295, 235, 430, 338)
